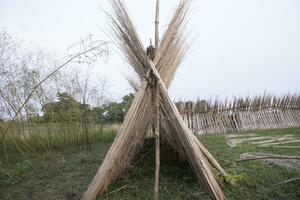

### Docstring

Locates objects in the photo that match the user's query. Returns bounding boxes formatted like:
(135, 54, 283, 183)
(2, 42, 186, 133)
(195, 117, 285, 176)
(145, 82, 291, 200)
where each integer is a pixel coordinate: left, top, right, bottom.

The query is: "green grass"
(200, 128, 300, 200)
(1, 128, 300, 200)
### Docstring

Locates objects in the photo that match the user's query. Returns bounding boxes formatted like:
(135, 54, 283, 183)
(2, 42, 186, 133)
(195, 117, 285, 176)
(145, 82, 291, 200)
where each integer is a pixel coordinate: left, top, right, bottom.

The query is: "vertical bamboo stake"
(153, 84, 160, 200)
(155, 0, 160, 48)
(153, 1, 160, 200)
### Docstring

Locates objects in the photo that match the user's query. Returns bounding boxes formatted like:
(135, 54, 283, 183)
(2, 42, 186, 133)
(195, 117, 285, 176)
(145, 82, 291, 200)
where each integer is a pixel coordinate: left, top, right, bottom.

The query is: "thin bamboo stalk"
(155, 0, 160, 48)
(153, 1, 160, 199)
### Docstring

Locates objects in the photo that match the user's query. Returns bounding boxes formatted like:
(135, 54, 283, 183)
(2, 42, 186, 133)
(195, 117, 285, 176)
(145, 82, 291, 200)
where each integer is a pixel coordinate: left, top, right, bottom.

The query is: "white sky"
(1, 0, 299, 101)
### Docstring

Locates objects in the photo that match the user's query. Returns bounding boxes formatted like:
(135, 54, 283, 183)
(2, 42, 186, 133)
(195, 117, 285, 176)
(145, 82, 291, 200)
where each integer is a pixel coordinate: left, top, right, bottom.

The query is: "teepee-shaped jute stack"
(82, 1, 227, 199)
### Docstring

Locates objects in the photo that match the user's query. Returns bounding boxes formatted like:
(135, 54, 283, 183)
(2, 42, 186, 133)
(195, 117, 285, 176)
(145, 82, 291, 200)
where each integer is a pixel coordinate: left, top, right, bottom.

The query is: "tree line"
(32, 92, 134, 124)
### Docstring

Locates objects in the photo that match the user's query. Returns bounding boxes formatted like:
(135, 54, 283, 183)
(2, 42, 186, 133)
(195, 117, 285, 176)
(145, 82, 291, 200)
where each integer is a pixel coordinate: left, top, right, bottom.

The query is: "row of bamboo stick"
(176, 94, 300, 134)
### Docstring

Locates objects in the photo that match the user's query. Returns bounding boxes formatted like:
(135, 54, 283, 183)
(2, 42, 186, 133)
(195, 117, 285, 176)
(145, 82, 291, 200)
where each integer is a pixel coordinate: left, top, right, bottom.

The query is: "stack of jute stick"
(82, 1, 227, 199)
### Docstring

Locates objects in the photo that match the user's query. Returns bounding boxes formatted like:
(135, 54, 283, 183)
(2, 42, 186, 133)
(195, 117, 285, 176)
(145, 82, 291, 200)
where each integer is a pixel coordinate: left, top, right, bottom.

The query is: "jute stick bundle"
(82, 1, 227, 199)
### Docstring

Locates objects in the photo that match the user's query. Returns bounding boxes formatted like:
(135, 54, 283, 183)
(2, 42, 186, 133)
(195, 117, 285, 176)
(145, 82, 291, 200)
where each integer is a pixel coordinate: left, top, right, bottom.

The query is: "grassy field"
(1, 128, 300, 200)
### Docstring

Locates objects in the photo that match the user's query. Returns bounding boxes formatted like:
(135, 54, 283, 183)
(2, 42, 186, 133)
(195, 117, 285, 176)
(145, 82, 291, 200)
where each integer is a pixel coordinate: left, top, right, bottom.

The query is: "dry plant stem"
(274, 177, 300, 186)
(153, 84, 160, 200)
(236, 156, 300, 163)
(102, 185, 127, 198)
(260, 146, 300, 149)
(258, 140, 300, 147)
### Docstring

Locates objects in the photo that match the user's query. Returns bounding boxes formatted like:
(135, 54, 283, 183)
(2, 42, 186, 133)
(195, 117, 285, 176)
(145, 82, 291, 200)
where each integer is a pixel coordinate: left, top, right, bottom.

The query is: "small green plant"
(217, 167, 246, 186)
(224, 171, 246, 186)
(0, 160, 32, 187)
(14, 160, 32, 177)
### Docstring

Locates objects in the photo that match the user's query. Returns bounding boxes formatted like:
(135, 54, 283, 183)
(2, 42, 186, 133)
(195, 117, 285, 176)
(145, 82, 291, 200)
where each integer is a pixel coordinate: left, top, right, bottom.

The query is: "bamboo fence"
(176, 94, 300, 134)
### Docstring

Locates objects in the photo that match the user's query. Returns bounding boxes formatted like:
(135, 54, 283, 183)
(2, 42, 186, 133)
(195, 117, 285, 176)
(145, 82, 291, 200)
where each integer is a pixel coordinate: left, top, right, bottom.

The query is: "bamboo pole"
(153, 83, 160, 200)
(153, 1, 160, 199)
(155, 0, 160, 48)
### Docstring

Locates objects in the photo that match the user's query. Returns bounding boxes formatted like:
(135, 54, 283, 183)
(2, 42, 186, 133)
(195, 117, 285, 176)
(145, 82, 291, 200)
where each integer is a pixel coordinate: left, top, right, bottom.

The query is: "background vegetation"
(0, 30, 134, 164)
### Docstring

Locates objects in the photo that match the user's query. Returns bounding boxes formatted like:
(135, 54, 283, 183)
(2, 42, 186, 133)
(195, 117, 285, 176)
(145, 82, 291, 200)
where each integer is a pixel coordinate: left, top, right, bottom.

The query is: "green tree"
(103, 102, 123, 122)
(42, 93, 91, 122)
(101, 93, 134, 123)
(91, 107, 105, 124)
(121, 93, 134, 114)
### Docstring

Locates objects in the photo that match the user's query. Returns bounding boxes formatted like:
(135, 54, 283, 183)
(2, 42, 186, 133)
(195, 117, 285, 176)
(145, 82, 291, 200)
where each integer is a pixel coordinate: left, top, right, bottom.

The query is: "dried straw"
(82, 1, 227, 199)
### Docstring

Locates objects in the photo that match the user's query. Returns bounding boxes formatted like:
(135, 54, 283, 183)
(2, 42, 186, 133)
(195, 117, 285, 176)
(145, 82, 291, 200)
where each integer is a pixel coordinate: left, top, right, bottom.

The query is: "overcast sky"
(1, 0, 299, 101)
